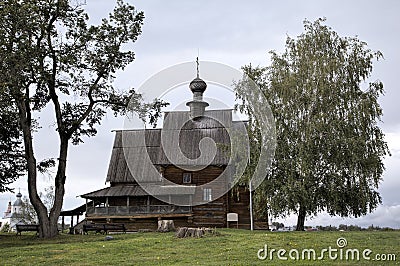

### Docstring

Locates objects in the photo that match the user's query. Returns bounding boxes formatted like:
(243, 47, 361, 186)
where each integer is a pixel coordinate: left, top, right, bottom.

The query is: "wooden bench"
(16, 224, 39, 235)
(83, 223, 126, 234)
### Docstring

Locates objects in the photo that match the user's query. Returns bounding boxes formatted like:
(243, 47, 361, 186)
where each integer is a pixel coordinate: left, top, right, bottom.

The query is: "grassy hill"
(0, 229, 398, 265)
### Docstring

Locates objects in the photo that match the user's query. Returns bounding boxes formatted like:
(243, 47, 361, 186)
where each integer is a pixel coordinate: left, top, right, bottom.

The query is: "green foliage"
(40, 185, 55, 211)
(0, 0, 166, 237)
(316, 225, 338, 231)
(237, 18, 390, 230)
(272, 222, 285, 230)
(0, 222, 10, 233)
(20, 186, 55, 223)
(0, 94, 25, 192)
(233, 67, 276, 222)
(0, 0, 164, 153)
(20, 196, 38, 224)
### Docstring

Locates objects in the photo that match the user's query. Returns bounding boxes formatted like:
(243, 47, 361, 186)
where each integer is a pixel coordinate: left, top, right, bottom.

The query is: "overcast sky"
(1, 0, 399, 228)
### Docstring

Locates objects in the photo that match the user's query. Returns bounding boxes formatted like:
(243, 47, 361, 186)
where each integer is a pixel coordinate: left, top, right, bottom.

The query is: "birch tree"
(238, 18, 389, 231)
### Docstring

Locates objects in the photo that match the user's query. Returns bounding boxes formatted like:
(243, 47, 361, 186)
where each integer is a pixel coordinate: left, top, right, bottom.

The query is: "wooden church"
(80, 69, 251, 231)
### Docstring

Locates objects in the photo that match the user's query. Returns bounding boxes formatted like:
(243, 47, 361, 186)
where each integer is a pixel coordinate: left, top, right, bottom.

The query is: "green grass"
(0, 229, 399, 265)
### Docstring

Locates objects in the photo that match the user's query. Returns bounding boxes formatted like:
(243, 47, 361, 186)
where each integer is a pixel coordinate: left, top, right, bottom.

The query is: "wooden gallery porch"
(81, 185, 196, 231)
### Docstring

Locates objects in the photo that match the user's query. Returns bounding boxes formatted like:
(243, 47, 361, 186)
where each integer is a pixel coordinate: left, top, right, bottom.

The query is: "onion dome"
(13, 197, 22, 207)
(189, 77, 207, 93)
(13, 192, 23, 207)
(186, 57, 209, 118)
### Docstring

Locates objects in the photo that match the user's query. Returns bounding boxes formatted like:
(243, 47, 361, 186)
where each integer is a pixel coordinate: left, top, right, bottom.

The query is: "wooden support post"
(106, 197, 109, 214)
(127, 196, 130, 214)
(249, 182, 254, 231)
(147, 196, 150, 213)
(62, 216, 65, 232)
(189, 195, 193, 212)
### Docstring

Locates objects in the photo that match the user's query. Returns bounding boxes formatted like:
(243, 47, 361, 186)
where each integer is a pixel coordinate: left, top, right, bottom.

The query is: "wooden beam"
(87, 213, 193, 219)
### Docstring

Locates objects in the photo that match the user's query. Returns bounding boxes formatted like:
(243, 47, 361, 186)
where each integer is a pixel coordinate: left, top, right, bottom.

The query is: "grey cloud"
(1, 0, 399, 228)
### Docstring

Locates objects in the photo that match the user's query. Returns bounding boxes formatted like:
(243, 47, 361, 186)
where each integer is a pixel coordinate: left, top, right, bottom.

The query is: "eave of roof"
(80, 184, 196, 198)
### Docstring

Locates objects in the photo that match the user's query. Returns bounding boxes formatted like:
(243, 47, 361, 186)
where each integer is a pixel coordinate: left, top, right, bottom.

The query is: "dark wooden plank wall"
(163, 165, 229, 227)
(107, 196, 171, 206)
(163, 165, 225, 186)
(90, 167, 250, 229)
(86, 217, 158, 231)
(228, 185, 251, 227)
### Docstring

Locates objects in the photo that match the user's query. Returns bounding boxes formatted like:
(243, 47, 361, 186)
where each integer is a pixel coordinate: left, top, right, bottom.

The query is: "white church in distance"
(0, 192, 24, 232)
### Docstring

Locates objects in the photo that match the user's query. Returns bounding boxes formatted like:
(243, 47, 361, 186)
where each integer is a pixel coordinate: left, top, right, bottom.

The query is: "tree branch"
(65, 32, 128, 137)
(46, 3, 64, 136)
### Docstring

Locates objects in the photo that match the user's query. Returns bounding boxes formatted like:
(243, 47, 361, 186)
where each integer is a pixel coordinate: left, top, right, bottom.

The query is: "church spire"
(3, 201, 11, 218)
(196, 56, 199, 78)
(186, 58, 209, 119)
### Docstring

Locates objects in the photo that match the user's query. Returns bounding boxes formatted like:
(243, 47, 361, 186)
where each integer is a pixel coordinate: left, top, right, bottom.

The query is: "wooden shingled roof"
(106, 109, 245, 183)
(81, 185, 148, 198)
(80, 184, 196, 198)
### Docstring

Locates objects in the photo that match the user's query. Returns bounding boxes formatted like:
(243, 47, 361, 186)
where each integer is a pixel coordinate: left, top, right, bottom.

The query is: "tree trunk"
(39, 137, 68, 238)
(175, 227, 216, 238)
(34, 138, 68, 238)
(16, 95, 68, 238)
(296, 205, 306, 231)
(175, 227, 188, 238)
(16, 96, 50, 238)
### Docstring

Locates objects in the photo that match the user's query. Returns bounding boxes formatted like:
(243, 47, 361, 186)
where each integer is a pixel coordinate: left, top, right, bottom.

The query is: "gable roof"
(107, 110, 233, 183)
(106, 109, 246, 183)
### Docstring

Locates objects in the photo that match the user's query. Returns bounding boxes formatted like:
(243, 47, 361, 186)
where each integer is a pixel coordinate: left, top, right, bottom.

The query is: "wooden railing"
(86, 205, 192, 216)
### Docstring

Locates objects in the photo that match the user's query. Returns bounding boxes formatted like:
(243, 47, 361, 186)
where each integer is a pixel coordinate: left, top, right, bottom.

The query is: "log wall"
(85, 167, 251, 230)
(163, 165, 225, 186)
(228, 185, 251, 228)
